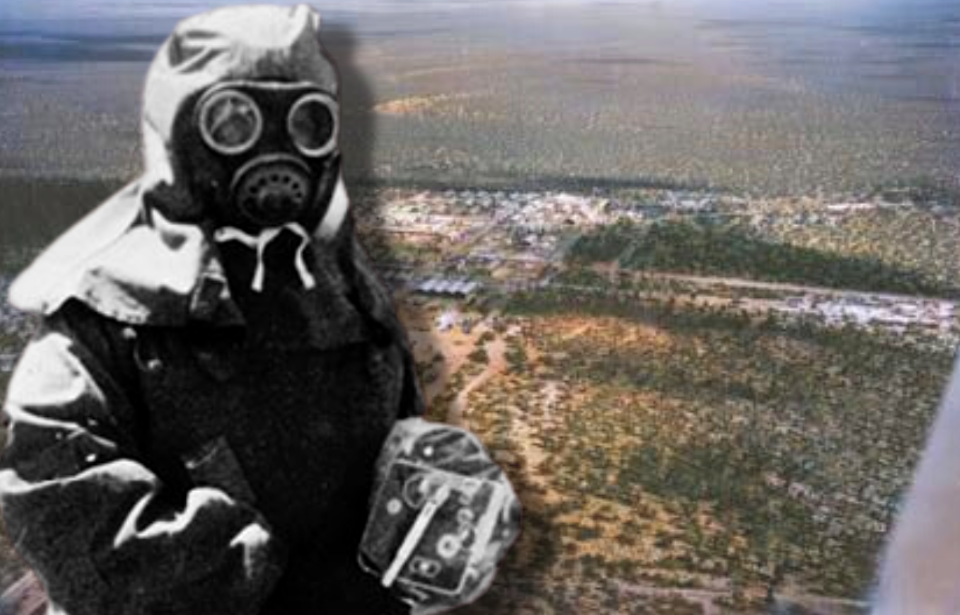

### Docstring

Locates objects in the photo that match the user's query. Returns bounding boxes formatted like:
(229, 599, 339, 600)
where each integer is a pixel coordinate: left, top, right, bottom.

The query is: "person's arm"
(0, 302, 285, 615)
(346, 226, 425, 419)
(873, 360, 960, 614)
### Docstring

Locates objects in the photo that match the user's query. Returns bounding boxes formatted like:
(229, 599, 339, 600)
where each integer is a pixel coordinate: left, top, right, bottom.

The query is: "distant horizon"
(0, 0, 957, 194)
(3, 0, 956, 24)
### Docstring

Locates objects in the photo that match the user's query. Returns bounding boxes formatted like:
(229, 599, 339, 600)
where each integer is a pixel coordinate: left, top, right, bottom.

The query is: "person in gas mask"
(0, 6, 423, 614)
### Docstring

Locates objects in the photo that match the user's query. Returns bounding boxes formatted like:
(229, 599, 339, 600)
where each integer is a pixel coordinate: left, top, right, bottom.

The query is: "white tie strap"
(214, 223, 317, 292)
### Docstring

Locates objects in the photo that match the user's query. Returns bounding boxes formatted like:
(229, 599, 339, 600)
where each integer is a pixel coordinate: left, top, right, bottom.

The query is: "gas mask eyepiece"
(198, 90, 264, 155)
(288, 92, 338, 158)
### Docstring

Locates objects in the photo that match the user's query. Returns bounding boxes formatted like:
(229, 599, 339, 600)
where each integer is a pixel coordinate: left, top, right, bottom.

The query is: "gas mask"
(173, 81, 342, 291)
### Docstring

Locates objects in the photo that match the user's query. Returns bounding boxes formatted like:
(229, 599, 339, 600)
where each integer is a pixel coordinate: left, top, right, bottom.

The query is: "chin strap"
(214, 223, 317, 292)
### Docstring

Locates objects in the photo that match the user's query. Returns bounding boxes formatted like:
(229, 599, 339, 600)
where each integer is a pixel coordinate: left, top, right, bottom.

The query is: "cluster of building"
(361, 188, 960, 352)
(413, 277, 481, 297)
(779, 294, 959, 348)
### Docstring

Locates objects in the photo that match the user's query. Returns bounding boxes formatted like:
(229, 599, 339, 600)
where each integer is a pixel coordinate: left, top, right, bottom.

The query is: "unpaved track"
(449, 335, 506, 427)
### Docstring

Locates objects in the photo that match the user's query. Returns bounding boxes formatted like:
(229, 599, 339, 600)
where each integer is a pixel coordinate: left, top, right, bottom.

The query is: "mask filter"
(233, 157, 312, 227)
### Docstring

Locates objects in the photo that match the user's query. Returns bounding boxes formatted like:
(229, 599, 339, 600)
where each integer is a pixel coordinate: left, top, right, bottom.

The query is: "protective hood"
(9, 5, 353, 324)
(141, 3, 340, 221)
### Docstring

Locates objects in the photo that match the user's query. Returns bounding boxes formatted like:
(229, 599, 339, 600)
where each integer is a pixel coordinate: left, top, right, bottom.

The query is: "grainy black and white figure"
(0, 5, 424, 614)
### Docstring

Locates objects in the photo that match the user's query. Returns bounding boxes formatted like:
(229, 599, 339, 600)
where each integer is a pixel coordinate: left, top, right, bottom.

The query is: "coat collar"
(9, 175, 353, 329)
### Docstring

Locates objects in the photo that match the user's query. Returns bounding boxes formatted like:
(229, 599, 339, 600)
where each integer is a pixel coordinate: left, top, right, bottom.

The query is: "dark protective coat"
(0, 6, 423, 614)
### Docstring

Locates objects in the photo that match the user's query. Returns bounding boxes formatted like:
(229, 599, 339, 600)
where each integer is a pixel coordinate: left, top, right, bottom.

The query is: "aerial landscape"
(1, 0, 959, 613)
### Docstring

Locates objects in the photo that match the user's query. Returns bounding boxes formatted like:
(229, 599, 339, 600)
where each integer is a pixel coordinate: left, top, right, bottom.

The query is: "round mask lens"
(288, 93, 338, 157)
(199, 90, 262, 154)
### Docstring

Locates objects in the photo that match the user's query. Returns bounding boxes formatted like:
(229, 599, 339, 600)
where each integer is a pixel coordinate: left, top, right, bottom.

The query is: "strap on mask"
(214, 223, 317, 292)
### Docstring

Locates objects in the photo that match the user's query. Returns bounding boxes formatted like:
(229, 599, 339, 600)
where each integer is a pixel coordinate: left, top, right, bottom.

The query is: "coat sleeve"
(346, 226, 425, 419)
(0, 303, 286, 615)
